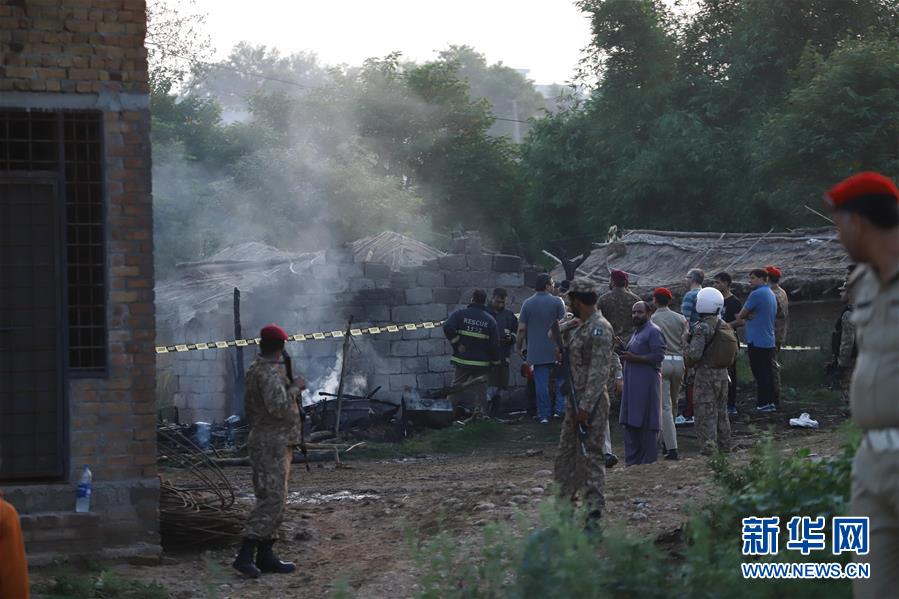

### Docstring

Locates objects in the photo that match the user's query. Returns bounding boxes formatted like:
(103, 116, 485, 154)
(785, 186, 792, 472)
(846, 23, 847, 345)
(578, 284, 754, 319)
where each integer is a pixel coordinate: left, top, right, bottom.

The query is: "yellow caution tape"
(156, 315, 824, 355)
(156, 318, 449, 354)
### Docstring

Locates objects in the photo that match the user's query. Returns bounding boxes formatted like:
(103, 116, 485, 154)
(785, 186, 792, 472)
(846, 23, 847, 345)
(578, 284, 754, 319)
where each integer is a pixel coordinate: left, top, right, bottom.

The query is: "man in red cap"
(233, 324, 305, 578)
(599, 270, 642, 343)
(825, 172, 899, 598)
(765, 266, 789, 405)
(651, 287, 687, 459)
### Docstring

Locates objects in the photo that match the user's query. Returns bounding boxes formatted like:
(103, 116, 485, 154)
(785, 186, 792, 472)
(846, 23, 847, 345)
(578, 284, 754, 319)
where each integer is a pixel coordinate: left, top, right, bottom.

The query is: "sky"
(186, 0, 593, 85)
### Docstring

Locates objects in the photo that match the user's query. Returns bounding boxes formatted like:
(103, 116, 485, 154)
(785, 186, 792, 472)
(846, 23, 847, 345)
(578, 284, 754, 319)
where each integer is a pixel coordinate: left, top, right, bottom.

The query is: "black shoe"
(232, 538, 261, 578)
(256, 540, 296, 574)
(604, 453, 618, 468)
(665, 449, 679, 461)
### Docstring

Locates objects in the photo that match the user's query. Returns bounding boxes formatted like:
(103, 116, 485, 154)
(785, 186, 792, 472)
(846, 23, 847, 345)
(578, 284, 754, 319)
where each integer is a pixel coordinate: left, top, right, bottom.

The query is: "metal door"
(0, 177, 66, 480)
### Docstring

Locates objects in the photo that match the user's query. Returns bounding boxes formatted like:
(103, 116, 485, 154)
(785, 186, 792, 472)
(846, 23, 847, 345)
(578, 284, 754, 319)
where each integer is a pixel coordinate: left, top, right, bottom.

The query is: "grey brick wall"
(158, 241, 539, 416)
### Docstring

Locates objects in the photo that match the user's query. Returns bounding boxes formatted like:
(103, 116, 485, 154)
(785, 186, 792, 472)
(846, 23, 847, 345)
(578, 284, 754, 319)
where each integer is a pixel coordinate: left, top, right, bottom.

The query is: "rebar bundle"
(157, 426, 245, 548)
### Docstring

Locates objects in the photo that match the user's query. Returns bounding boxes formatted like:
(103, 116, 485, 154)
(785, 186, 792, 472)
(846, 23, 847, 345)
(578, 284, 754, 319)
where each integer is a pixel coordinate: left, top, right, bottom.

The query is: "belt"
(864, 428, 899, 453)
(663, 355, 683, 361)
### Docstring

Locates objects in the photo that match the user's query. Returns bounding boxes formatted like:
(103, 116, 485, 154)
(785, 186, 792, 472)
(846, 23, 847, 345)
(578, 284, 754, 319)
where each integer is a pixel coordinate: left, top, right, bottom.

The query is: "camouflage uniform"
(685, 316, 731, 455)
(771, 284, 789, 403)
(837, 307, 856, 404)
(243, 355, 303, 541)
(598, 286, 643, 342)
(598, 285, 640, 410)
(553, 281, 616, 515)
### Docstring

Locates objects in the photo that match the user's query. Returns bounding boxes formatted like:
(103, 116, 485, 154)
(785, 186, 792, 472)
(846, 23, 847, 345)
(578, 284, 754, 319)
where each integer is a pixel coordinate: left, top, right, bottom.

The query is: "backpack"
(687, 320, 739, 368)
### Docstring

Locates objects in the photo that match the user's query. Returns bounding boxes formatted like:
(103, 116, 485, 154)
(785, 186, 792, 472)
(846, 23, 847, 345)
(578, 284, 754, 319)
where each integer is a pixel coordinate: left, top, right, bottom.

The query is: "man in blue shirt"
(680, 268, 705, 325)
(517, 273, 567, 423)
(733, 268, 778, 411)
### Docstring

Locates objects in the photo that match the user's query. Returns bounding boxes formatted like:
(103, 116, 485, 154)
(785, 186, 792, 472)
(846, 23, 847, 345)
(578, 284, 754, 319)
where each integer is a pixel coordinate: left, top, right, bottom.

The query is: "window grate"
(0, 110, 106, 371)
(63, 113, 105, 371)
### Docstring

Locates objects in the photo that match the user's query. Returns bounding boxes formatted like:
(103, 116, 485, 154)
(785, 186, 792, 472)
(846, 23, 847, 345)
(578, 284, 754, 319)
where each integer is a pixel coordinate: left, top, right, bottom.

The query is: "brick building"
(0, 1, 159, 560)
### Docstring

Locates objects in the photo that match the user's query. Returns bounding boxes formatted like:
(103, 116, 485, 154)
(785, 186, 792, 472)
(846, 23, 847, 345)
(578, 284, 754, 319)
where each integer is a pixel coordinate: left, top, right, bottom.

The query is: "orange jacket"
(0, 496, 29, 599)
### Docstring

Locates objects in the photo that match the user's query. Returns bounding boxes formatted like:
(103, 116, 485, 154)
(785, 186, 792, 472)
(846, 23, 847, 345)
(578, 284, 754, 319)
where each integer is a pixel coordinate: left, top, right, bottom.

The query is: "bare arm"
(516, 323, 527, 356)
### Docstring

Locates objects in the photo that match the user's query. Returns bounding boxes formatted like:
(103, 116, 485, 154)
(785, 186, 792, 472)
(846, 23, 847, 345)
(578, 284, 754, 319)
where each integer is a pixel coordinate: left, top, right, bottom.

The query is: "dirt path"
(32, 396, 849, 598)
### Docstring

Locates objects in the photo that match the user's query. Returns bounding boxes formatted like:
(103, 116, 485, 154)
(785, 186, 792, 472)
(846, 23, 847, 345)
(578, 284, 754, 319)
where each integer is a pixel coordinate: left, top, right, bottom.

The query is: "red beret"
(765, 265, 782, 279)
(825, 172, 899, 209)
(610, 269, 628, 284)
(653, 287, 673, 300)
(260, 324, 289, 342)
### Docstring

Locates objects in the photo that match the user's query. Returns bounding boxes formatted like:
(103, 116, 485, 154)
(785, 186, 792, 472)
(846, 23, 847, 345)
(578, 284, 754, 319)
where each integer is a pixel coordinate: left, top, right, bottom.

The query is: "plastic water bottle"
(75, 465, 92, 513)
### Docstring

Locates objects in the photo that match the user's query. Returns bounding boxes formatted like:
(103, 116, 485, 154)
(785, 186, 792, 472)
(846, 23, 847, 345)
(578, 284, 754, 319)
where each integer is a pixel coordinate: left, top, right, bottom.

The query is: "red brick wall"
(70, 108, 156, 484)
(0, 0, 149, 94)
(0, 0, 158, 551)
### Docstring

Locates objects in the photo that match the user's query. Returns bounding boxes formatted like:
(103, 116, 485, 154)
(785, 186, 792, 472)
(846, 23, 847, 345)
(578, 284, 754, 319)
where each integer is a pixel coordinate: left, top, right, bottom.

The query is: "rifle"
(283, 350, 310, 471)
(552, 321, 588, 457)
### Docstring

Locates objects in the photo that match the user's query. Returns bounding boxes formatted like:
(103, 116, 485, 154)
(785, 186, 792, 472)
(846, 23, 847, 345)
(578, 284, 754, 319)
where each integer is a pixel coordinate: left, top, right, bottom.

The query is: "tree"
(438, 46, 549, 141)
(145, 0, 212, 93)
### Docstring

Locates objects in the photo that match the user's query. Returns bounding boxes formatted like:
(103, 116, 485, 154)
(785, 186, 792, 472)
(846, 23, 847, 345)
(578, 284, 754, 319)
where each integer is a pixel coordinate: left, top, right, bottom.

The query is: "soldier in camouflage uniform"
(233, 324, 304, 578)
(553, 278, 619, 523)
(836, 290, 857, 404)
(766, 266, 789, 404)
(685, 289, 732, 455)
(598, 269, 642, 342)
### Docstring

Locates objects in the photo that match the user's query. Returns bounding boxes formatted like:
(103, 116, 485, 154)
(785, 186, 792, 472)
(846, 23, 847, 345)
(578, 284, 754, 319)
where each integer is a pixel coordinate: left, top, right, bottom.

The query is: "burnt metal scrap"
(157, 426, 244, 548)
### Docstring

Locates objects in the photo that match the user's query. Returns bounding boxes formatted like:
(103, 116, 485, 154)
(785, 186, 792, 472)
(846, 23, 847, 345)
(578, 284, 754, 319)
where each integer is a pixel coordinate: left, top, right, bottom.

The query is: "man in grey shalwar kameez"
(618, 301, 666, 466)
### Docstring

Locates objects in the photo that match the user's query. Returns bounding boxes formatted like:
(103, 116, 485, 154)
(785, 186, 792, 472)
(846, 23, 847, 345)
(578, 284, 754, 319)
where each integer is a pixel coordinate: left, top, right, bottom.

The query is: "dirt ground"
(32, 394, 849, 599)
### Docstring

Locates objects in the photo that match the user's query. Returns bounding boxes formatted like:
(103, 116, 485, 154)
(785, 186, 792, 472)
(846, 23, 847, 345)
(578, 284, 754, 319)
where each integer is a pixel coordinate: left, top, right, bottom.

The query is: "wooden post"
(333, 315, 354, 437)
(233, 288, 245, 417)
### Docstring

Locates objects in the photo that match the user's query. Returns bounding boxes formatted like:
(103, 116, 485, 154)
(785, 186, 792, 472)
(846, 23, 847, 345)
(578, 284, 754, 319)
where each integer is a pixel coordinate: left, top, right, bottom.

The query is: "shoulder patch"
(592, 327, 604, 337)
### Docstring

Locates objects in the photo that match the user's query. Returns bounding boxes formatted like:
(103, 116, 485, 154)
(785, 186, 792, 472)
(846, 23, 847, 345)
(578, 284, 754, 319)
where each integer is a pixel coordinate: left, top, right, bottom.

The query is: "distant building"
(0, 1, 158, 561)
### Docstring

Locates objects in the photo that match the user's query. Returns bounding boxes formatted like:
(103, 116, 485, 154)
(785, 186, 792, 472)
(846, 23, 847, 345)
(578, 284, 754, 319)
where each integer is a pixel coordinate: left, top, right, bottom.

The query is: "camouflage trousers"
(693, 367, 731, 455)
(839, 366, 854, 404)
(553, 391, 609, 515)
(244, 440, 293, 541)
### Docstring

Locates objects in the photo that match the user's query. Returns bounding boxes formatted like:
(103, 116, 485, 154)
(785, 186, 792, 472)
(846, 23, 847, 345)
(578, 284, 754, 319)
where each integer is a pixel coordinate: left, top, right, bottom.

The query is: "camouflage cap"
(566, 277, 597, 294)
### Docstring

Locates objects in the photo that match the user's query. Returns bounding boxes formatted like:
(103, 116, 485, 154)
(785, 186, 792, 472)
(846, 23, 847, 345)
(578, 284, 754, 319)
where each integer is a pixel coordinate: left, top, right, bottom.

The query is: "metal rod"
(233, 288, 245, 417)
(804, 204, 836, 224)
(333, 315, 354, 437)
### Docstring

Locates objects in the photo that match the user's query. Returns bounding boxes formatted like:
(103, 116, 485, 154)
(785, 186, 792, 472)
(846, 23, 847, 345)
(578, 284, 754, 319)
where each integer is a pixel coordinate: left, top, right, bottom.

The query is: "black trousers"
(747, 345, 776, 407)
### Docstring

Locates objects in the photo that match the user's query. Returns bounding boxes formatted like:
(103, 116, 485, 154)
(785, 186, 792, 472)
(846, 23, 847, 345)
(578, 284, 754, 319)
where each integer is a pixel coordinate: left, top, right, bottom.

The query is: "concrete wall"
(158, 239, 541, 421)
(1, 0, 158, 558)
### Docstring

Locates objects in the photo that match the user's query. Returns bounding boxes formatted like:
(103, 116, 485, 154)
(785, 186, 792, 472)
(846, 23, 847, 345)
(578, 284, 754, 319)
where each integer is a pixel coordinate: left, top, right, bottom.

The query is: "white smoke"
(304, 350, 368, 406)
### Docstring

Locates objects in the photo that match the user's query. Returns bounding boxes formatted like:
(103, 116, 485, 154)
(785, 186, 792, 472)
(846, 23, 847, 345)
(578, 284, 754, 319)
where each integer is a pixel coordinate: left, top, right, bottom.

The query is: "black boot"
(232, 538, 261, 578)
(256, 540, 296, 574)
(665, 449, 679, 461)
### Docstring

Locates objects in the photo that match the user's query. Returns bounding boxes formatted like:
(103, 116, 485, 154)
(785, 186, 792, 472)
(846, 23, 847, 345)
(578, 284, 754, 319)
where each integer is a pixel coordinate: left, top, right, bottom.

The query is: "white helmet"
(696, 287, 724, 316)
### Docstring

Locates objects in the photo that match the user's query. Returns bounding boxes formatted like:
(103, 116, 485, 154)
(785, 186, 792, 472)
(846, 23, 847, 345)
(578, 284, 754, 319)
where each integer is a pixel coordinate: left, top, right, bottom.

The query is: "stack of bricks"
(0, 0, 149, 94)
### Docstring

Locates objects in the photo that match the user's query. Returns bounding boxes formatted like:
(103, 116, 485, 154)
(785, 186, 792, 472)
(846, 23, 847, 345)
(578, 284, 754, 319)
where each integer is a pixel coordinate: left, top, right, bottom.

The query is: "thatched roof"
(551, 228, 851, 299)
(156, 243, 323, 335)
(156, 234, 445, 334)
(351, 231, 445, 269)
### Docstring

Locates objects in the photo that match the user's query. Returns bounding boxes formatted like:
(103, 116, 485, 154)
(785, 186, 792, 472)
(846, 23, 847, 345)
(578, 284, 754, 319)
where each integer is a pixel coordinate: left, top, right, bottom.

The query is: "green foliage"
(411, 430, 860, 598)
(44, 568, 167, 599)
(152, 42, 533, 275)
(521, 0, 899, 257)
(707, 431, 857, 531)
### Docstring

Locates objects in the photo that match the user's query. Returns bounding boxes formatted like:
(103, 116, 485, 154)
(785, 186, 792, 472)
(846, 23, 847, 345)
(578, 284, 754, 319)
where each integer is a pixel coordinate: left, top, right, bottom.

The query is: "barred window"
(0, 109, 106, 372)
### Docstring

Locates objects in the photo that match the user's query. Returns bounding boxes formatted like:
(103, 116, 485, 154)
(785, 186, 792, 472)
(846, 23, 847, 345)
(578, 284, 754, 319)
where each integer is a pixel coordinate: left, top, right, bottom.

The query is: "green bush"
(411, 429, 861, 598)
